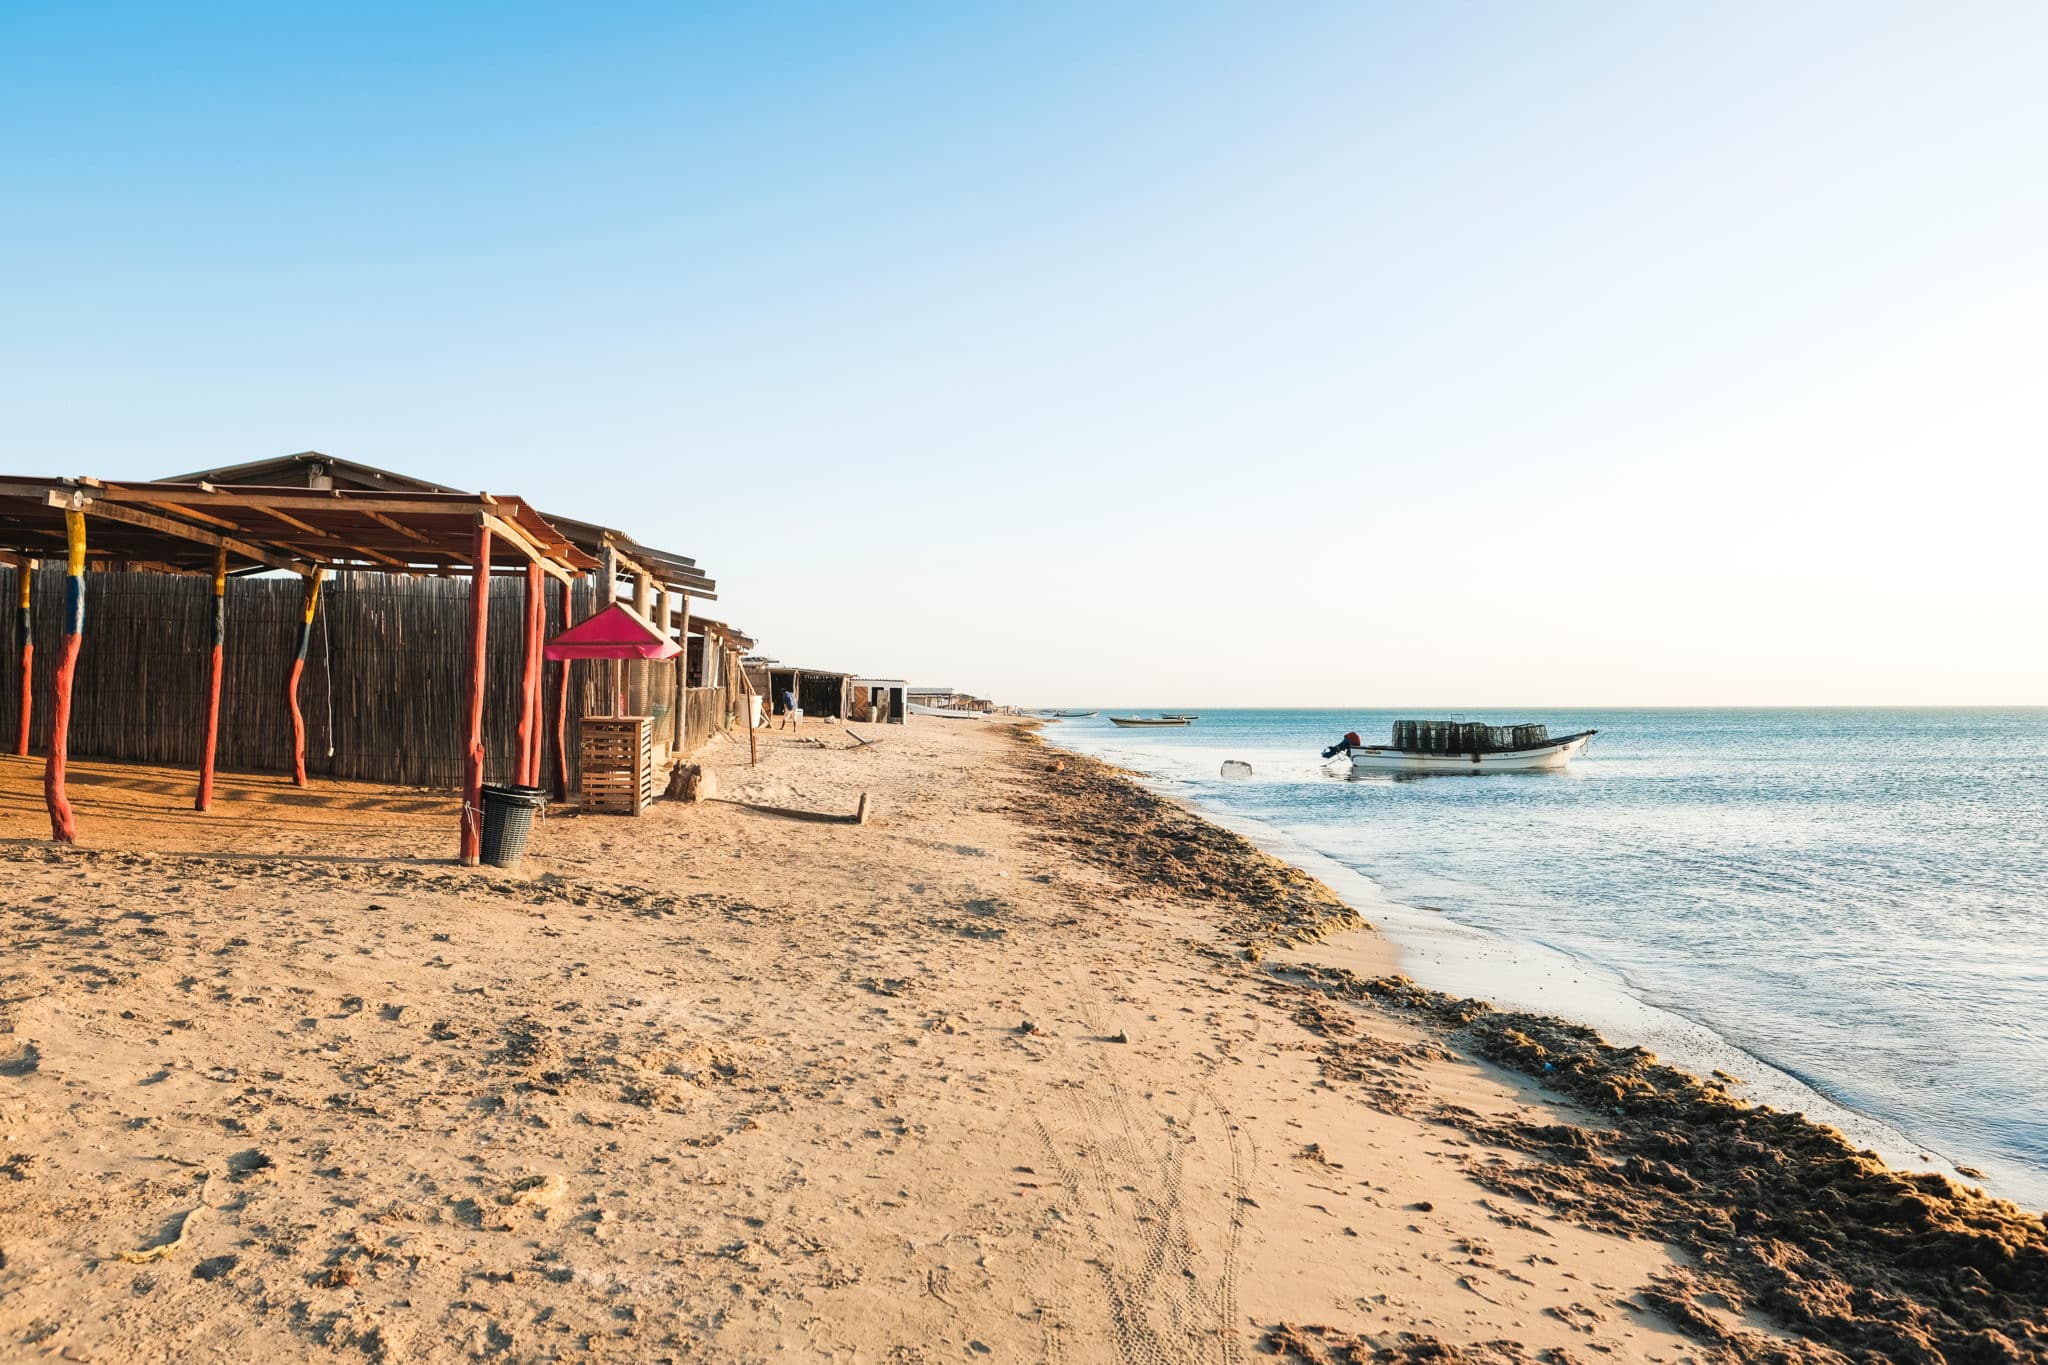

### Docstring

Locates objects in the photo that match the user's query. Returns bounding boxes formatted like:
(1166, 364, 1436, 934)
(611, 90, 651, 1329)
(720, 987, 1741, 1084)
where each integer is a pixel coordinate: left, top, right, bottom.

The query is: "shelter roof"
(684, 615, 756, 651)
(0, 475, 592, 581)
(159, 451, 716, 600)
(757, 662, 855, 679)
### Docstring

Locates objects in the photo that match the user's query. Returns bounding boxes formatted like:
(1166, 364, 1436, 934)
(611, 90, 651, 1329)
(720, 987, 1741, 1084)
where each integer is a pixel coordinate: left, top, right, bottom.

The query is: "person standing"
(779, 686, 800, 730)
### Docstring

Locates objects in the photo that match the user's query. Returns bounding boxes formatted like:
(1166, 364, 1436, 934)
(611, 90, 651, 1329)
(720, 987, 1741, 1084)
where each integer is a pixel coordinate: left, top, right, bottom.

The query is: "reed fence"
(0, 566, 739, 793)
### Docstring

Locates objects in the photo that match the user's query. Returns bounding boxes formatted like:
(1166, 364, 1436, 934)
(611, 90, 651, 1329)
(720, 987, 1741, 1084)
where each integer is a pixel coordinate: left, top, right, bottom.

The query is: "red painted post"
(460, 522, 492, 865)
(520, 564, 536, 785)
(552, 575, 572, 800)
(45, 511, 85, 843)
(196, 548, 227, 811)
(13, 558, 32, 757)
(285, 569, 324, 787)
(516, 560, 543, 787)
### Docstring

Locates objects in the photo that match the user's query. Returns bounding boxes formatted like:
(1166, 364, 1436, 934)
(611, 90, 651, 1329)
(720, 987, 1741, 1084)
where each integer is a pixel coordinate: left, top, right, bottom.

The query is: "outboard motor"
(1320, 731, 1364, 760)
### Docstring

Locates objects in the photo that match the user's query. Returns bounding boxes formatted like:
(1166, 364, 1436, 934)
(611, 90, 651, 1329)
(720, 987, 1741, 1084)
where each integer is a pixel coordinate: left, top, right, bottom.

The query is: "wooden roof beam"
(92, 487, 497, 517)
(480, 512, 575, 586)
(364, 509, 431, 544)
(47, 489, 315, 577)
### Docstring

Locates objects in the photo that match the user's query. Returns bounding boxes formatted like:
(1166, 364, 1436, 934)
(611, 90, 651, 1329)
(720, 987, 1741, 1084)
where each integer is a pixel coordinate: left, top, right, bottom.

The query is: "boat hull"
(1109, 717, 1192, 727)
(910, 703, 990, 719)
(1347, 731, 1594, 773)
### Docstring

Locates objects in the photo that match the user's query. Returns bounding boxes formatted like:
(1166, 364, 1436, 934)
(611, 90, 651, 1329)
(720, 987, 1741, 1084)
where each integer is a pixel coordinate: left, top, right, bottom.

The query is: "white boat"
(910, 702, 991, 719)
(1346, 730, 1595, 774)
(1109, 716, 1192, 728)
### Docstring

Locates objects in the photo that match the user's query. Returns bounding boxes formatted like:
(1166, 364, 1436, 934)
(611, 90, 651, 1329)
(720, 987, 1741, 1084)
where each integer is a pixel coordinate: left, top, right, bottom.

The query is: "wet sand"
(0, 722, 2040, 1361)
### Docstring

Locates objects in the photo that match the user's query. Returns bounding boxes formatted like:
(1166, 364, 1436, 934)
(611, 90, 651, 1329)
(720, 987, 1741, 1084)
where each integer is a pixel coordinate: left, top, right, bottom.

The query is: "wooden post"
(45, 511, 85, 843)
(529, 563, 547, 786)
(196, 547, 227, 811)
(553, 575, 572, 800)
(745, 667, 758, 767)
(13, 558, 33, 757)
(630, 572, 651, 722)
(516, 560, 543, 787)
(652, 585, 672, 753)
(460, 521, 492, 865)
(286, 568, 324, 788)
(674, 593, 691, 751)
(598, 547, 618, 716)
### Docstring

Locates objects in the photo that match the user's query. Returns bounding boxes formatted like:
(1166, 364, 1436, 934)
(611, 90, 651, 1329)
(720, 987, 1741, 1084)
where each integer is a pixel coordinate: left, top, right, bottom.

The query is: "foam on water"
(1048, 707, 2048, 1208)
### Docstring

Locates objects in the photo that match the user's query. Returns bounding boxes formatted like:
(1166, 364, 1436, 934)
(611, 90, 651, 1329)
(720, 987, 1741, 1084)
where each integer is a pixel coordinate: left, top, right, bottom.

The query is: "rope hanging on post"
(286, 569, 324, 788)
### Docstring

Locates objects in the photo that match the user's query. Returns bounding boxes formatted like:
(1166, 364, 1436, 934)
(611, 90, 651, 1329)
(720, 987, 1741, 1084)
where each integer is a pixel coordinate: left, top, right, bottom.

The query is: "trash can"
(479, 784, 548, 869)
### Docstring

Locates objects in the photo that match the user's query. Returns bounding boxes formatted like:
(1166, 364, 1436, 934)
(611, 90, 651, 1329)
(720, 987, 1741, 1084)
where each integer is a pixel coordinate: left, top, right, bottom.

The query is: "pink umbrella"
(546, 603, 679, 719)
(544, 602, 681, 661)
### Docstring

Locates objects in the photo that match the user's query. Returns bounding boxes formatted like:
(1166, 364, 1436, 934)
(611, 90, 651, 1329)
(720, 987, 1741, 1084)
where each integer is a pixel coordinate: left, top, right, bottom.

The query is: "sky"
(2, 2, 2043, 706)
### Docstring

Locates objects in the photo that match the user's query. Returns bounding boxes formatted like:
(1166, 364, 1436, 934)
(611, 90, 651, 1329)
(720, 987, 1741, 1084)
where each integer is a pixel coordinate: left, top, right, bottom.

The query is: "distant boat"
(1052, 709, 1096, 718)
(1109, 716, 1192, 728)
(1334, 720, 1595, 773)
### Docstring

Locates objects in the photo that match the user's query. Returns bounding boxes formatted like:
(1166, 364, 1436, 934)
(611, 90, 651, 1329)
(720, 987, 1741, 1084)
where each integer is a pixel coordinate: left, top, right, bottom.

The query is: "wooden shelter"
(160, 453, 745, 775)
(743, 659, 854, 721)
(0, 475, 592, 860)
(0, 457, 765, 861)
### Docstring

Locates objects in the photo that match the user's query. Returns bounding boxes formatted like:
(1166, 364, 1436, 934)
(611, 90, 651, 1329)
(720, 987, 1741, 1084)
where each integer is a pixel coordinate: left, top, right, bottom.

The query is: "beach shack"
(155, 453, 737, 773)
(0, 454, 757, 855)
(744, 659, 854, 721)
(0, 474, 593, 861)
(908, 686, 992, 714)
(851, 678, 907, 724)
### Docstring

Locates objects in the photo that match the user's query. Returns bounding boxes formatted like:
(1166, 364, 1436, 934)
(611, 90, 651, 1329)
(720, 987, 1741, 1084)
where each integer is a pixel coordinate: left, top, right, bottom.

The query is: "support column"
(45, 511, 84, 843)
(630, 572, 651, 720)
(598, 547, 618, 716)
(652, 585, 671, 753)
(516, 560, 543, 787)
(553, 576, 573, 800)
(14, 559, 33, 757)
(196, 548, 227, 811)
(674, 594, 691, 751)
(286, 569, 324, 788)
(460, 521, 492, 864)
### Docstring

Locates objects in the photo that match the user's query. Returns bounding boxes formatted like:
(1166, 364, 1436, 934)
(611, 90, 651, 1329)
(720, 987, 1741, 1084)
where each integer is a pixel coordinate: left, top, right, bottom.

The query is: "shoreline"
(1037, 721, 2043, 1210)
(1016, 726, 2048, 1361)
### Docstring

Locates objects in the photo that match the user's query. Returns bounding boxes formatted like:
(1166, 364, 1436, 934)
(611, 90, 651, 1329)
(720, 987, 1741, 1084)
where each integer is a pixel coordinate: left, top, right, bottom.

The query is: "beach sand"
(0, 722, 2040, 1362)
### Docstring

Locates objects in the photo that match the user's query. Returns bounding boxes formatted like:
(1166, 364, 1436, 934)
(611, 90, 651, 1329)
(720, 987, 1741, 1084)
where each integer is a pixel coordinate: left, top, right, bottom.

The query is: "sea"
(1043, 708, 2048, 1209)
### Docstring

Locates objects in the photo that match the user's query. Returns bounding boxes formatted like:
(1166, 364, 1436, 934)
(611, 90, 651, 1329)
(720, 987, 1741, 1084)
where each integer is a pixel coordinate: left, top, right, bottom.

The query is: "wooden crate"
(579, 716, 655, 815)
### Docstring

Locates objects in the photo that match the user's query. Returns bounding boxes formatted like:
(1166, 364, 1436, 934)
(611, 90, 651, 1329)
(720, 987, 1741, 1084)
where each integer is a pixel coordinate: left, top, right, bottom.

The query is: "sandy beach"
(0, 719, 2041, 1363)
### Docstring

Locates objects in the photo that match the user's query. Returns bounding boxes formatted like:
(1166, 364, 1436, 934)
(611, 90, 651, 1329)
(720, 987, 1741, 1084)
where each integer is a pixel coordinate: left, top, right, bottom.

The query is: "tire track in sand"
(1032, 1077, 1248, 1364)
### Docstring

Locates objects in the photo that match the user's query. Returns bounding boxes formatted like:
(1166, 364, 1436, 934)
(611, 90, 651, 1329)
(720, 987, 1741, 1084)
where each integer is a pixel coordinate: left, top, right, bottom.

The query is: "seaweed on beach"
(1003, 731, 1363, 947)
(1282, 963, 2048, 1365)
(1268, 1322, 1576, 1363)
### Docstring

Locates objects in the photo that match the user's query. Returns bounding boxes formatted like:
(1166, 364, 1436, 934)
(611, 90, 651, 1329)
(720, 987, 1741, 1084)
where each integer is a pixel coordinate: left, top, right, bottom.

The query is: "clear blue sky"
(4, 3, 2042, 704)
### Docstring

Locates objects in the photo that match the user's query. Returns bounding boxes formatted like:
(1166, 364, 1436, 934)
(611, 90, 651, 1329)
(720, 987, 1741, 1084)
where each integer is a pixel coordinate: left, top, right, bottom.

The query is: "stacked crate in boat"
(580, 715, 655, 815)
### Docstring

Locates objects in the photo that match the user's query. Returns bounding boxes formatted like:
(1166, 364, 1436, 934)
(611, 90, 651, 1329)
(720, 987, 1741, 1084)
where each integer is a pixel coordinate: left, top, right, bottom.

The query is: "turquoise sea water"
(1045, 708, 2048, 1208)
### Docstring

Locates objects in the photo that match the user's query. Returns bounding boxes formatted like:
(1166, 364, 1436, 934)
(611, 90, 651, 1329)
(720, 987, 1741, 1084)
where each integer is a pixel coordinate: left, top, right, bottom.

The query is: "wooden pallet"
(580, 715, 655, 815)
